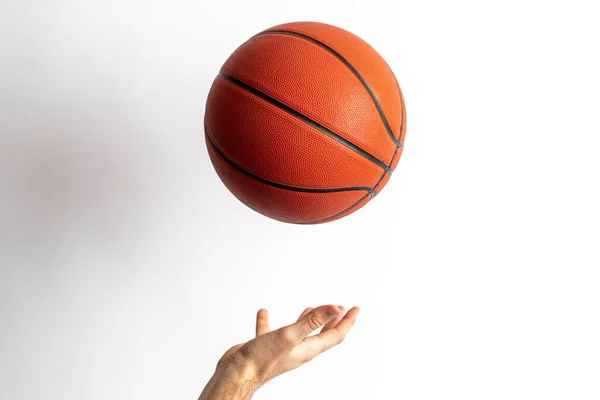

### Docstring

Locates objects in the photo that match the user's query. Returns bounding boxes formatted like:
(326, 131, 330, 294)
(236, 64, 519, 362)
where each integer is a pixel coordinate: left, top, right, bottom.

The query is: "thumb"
(290, 305, 340, 340)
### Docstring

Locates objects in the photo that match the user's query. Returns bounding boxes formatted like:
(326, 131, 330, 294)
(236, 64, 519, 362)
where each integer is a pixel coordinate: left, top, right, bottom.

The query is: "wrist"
(199, 359, 261, 400)
(218, 358, 261, 387)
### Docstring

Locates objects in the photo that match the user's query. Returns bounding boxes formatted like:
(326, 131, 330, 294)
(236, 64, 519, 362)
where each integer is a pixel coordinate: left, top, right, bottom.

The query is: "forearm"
(199, 362, 261, 400)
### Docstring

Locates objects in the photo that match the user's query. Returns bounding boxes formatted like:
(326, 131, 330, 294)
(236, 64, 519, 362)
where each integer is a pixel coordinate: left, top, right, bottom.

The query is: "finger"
(297, 307, 314, 321)
(331, 306, 360, 336)
(320, 305, 345, 333)
(255, 308, 270, 337)
(303, 306, 360, 358)
(283, 305, 340, 345)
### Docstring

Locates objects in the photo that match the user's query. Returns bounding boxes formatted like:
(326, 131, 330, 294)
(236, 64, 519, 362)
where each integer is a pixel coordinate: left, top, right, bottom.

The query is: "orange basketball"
(205, 22, 406, 224)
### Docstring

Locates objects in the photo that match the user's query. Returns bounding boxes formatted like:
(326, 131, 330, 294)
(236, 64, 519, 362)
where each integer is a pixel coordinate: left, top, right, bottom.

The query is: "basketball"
(205, 22, 406, 224)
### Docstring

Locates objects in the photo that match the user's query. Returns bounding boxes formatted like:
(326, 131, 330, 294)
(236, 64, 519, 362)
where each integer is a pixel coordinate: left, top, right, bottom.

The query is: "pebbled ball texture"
(205, 21, 406, 224)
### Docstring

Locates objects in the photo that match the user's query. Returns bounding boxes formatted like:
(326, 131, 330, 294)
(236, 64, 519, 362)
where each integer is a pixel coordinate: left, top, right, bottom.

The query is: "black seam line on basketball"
(384, 58, 405, 132)
(299, 166, 391, 224)
(390, 69, 406, 138)
(299, 87, 406, 224)
(205, 125, 372, 194)
(255, 30, 402, 146)
(217, 72, 392, 173)
(299, 140, 401, 224)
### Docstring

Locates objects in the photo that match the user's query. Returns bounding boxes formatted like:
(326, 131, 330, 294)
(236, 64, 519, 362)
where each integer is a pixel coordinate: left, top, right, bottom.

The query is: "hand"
(199, 305, 360, 399)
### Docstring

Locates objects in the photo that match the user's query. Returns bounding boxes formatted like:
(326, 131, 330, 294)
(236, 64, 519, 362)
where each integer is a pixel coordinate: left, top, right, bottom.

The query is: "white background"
(1, 0, 599, 399)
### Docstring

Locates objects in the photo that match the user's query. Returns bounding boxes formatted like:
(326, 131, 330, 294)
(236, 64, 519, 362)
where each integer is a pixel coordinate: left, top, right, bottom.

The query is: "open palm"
(216, 305, 360, 384)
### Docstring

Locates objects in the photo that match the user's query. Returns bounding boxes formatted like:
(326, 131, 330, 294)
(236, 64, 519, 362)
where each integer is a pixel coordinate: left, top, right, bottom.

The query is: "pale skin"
(199, 304, 360, 400)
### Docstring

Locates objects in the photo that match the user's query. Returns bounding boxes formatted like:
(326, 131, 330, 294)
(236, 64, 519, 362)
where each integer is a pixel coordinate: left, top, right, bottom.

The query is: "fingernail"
(326, 307, 339, 318)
